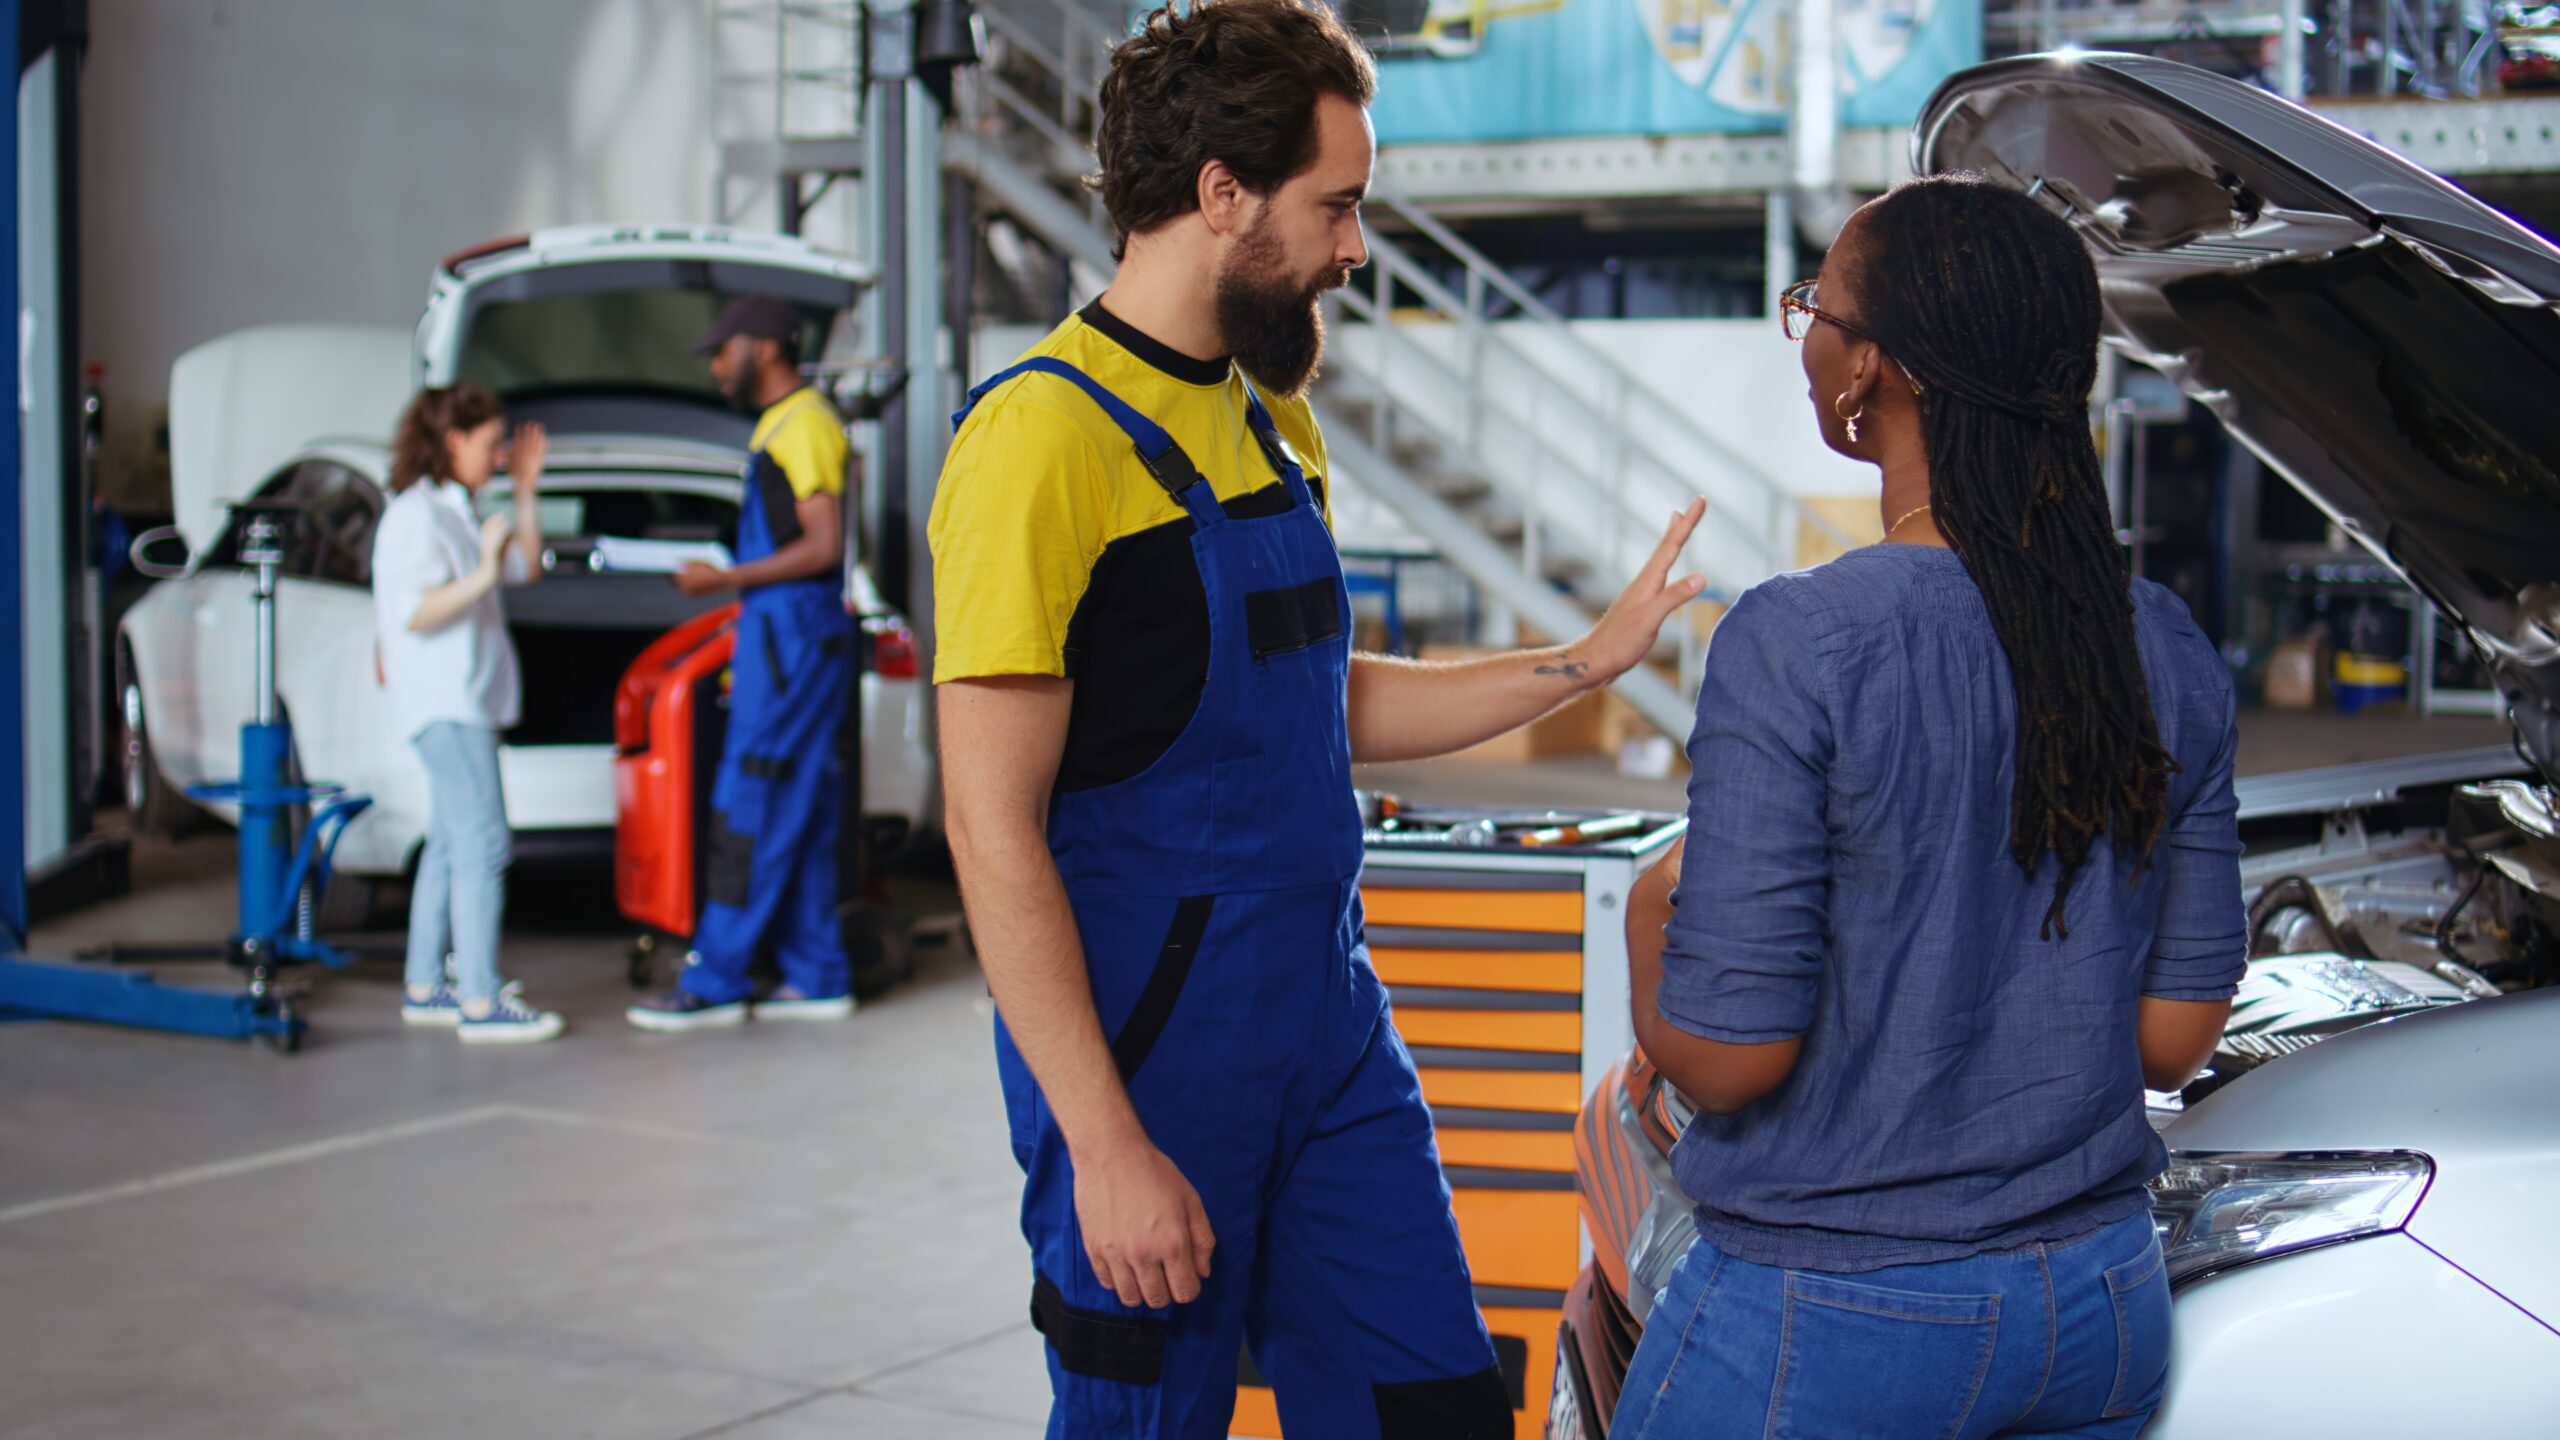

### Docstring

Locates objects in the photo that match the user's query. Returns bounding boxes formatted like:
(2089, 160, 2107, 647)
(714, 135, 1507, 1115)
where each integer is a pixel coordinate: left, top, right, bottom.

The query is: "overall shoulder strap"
(1236, 377, 1318, 513)
(953, 358, 1227, 526)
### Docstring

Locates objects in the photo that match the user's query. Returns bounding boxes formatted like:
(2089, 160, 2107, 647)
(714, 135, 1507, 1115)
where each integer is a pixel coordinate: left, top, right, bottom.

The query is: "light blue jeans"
(1612, 1208, 2170, 1440)
(406, 721, 511, 1004)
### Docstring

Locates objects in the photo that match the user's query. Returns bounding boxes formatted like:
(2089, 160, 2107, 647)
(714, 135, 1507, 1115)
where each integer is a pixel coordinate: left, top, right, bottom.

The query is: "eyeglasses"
(1779, 278, 1873, 344)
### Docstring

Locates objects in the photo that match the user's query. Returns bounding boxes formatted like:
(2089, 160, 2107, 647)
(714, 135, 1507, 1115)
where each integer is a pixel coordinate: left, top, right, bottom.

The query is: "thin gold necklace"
(1886, 502, 1932, 536)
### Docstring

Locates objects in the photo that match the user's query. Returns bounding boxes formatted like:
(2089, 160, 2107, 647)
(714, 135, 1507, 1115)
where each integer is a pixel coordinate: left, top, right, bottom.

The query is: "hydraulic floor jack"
(0, 508, 371, 1050)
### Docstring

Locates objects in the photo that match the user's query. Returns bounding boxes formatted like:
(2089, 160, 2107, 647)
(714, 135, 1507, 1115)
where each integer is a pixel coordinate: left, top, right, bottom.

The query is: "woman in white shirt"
(371, 382, 566, 1043)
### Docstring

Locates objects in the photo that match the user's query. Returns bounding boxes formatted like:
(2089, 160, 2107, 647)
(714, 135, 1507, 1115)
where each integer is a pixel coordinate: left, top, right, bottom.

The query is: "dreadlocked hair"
(1852, 174, 2176, 939)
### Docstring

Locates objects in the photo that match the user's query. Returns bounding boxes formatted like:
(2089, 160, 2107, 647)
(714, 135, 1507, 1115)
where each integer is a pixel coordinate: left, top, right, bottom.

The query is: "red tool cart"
(611, 604, 738, 985)
(609, 604, 912, 995)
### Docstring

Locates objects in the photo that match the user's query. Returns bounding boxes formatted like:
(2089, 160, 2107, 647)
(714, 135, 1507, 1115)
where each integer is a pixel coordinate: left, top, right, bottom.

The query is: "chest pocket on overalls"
(1244, 578, 1344, 661)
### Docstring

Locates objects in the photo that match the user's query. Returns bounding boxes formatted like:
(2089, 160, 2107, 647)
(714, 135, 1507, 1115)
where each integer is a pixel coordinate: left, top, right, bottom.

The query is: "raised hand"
(505, 422, 548, 493)
(1575, 498, 1710, 683)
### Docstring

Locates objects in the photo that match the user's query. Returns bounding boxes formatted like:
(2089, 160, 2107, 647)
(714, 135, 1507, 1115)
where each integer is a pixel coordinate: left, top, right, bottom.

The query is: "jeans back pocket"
(2102, 1238, 2171, 1418)
(1772, 1271, 2001, 1440)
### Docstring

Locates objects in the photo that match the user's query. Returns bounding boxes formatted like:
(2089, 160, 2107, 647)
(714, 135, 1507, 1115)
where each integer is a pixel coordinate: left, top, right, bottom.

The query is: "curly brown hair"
(1090, 0, 1376, 261)
(389, 382, 505, 494)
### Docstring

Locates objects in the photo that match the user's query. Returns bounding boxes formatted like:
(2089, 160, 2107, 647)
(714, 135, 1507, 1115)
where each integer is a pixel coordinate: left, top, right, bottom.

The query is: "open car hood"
(1918, 54, 2560, 787)
(167, 325, 413, 554)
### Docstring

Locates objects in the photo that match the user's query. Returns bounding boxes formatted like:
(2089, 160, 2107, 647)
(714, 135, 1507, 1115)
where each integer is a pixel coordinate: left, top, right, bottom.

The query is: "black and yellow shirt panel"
(929, 303, 1334, 793)
(747, 387, 849, 550)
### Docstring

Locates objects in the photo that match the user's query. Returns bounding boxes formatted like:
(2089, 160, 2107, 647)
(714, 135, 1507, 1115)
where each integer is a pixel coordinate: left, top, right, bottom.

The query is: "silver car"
(1556, 53, 2560, 1438)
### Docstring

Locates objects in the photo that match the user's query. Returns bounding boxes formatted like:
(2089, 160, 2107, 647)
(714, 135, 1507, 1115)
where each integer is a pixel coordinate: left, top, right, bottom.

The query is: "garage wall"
(80, 0, 863, 509)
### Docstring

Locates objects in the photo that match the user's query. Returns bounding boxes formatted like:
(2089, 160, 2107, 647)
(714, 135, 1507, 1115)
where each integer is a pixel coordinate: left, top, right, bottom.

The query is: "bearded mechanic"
(930, 3, 1708, 1435)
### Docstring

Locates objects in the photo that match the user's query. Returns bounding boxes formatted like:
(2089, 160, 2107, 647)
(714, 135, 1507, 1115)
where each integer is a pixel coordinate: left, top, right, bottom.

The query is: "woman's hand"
(1575, 499, 1709, 685)
(477, 512, 516, 574)
(506, 422, 548, 493)
(410, 516, 515, 633)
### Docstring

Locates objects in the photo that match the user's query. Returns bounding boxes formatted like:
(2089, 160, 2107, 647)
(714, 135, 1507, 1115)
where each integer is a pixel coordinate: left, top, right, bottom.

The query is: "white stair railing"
(1377, 197, 1855, 567)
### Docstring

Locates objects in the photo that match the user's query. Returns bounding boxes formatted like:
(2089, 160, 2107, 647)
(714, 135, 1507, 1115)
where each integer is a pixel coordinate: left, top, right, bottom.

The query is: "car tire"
(116, 639, 205, 839)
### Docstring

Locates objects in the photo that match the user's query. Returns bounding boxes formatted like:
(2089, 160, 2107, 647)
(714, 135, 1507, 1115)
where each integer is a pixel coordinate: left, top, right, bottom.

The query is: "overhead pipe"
(1789, 0, 1858, 249)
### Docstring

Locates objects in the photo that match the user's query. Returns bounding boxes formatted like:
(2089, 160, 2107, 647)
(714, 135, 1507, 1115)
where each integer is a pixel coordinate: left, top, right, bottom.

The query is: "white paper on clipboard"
(588, 537, 735, 574)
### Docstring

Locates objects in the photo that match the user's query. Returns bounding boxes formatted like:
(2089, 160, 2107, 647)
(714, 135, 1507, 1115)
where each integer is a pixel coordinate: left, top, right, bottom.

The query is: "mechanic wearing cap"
(628, 294, 861, 1031)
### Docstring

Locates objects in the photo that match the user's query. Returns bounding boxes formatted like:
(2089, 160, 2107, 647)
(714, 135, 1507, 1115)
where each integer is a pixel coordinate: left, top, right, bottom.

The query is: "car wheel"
(116, 640, 204, 839)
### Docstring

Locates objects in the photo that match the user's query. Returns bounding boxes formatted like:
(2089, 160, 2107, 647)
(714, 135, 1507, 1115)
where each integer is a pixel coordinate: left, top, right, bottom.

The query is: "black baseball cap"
(690, 294, 801, 354)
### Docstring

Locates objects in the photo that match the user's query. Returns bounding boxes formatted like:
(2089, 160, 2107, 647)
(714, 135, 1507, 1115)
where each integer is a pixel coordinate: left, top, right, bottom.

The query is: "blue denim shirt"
(1661, 544, 2246, 1272)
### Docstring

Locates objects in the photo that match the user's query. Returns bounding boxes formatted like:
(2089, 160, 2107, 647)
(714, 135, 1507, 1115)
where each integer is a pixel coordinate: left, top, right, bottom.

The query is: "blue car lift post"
(0, 507, 372, 1052)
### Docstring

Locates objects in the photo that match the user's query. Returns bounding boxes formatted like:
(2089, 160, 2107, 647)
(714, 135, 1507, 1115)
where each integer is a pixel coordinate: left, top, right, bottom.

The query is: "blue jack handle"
(278, 795, 374, 952)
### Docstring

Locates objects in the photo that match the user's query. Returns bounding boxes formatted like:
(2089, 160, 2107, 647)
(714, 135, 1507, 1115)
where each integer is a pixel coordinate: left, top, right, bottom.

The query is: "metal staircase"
(954, 0, 1853, 734)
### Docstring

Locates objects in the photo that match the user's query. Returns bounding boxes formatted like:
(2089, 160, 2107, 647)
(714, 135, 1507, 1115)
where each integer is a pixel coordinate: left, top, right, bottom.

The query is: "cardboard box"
(2265, 633, 2328, 711)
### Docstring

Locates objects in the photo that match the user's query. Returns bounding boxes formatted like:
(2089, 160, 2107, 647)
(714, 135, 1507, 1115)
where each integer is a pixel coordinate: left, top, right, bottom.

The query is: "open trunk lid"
(414, 226, 874, 451)
(1917, 54, 2560, 786)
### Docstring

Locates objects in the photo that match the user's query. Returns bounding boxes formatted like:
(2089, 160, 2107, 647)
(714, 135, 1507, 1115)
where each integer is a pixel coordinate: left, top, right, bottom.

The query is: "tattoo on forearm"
(1536, 659, 1591, 680)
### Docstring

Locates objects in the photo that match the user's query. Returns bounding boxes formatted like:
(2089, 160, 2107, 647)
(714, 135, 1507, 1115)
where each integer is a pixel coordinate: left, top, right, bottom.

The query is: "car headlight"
(2148, 1150, 2433, 1289)
(1616, 1081, 1698, 1324)
(1548, 1326, 1590, 1440)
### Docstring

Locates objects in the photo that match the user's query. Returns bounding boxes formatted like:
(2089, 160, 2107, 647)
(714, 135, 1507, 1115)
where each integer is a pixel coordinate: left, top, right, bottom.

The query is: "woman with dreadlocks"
(1611, 175, 2246, 1438)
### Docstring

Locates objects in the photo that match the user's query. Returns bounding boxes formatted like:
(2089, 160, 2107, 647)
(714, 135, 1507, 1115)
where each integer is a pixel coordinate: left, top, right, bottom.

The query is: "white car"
(118, 227, 933, 926)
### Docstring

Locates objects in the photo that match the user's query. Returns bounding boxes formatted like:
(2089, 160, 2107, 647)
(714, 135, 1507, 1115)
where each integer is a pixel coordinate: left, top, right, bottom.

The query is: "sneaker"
(754, 985, 855, 1022)
(457, 983, 567, 1045)
(627, 987, 750, 1032)
(401, 982, 463, 1028)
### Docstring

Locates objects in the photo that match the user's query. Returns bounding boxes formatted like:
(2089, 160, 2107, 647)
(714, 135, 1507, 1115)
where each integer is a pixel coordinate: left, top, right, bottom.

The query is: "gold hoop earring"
(1834, 391, 1866, 444)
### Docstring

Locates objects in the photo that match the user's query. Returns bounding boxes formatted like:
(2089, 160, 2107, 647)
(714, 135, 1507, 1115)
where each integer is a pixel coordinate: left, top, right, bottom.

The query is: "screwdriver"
(1516, 813, 1650, 848)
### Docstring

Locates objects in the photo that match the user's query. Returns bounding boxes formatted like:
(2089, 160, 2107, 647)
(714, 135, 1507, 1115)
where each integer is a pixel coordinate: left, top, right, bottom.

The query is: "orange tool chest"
(1230, 808, 1686, 1440)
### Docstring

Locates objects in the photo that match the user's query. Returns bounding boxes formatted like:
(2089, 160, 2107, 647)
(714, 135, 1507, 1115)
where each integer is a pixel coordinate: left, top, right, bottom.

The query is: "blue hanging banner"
(1336, 0, 1982, 143)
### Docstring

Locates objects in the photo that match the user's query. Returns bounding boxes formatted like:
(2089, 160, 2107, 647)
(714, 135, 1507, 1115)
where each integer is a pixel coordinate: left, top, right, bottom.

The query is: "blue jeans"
(406, 721, 511, 1004)
(1612, 1209, 2169, 1440)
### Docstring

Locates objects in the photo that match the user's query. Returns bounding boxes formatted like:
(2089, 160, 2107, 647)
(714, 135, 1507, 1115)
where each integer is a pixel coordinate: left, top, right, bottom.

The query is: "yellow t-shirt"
(928, 302, 1334, 791)
(752, 387, 849, 501)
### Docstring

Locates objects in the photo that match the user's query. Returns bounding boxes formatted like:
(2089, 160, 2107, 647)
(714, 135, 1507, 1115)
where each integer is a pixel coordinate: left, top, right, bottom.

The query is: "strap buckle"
(1133, 440, 1209, 499)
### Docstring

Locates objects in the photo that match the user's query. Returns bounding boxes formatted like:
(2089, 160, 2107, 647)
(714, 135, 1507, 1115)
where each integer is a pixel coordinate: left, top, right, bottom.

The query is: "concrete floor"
(2, 750, 1674, 1440)
(8, 841, 1050, 1440)
(2, 708, 2510, 1437)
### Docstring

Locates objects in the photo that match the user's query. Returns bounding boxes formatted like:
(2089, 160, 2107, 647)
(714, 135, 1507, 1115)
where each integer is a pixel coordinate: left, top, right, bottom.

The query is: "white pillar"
(2279, 0, 2308, 101)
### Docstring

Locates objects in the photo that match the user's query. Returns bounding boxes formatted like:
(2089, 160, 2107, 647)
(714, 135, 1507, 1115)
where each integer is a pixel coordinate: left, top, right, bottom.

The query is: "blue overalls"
(685, 431, 858, 1004)
(954, 359, 1512, 1440)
